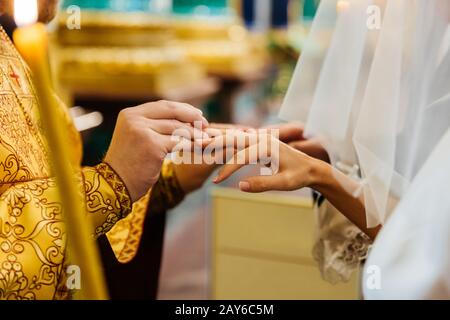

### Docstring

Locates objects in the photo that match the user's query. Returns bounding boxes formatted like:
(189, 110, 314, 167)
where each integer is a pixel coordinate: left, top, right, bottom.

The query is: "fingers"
(199, 128, 282, 150)
(265, 122, 304, 143)
(203, 143, 237, 164)
(213, 142, 284, 193)
(238, 175, 286, 193)
(204, 127, 227, 138)
(160, 134, 194, 153)
(209, 123, 253, 131)
(204, 127, 251, 137)
(148, 119, 209, 140)
(199, 131, 263, 150)
(137, 100, 208, 127)
(289, 139, 330, 162)
(213, 144, 262, 183)
(169, 139, 238, 165)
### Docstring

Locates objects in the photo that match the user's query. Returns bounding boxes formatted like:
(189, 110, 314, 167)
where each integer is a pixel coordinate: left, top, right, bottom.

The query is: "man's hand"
(104, 100, 208, 202)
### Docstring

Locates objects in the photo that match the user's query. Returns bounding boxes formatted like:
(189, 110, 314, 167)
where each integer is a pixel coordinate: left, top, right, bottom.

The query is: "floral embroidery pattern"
(0, 27, 127, 300)
(107, 161, 185, 263)
(94, 162, 132, 218)
(0, 27, 185, 300)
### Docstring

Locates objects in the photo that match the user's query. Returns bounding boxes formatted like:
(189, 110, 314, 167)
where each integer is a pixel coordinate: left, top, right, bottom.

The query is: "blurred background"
(49, 0, 358, 300)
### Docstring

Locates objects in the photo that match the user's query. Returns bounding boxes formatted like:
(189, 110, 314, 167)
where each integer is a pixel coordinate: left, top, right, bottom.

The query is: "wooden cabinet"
(211, 188, 359, 300)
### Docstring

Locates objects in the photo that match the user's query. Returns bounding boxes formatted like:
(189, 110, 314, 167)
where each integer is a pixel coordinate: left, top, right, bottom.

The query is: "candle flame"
(337, 0, 350, 13)
(14, 0, 38, 27)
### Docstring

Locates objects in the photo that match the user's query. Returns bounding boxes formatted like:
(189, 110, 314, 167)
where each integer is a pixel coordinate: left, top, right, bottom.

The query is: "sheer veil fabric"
(280, 0, 450, 227)
(363, 128, 450, 299)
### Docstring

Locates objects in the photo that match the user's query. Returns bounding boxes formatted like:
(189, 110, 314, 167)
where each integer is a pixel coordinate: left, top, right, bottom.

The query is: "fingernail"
(213, 176, 220, 183)
(202, 116, 209, 127)
(239, 181, 250, 191)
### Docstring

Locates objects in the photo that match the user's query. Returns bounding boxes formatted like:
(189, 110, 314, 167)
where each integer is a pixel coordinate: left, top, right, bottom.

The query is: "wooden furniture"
(211, 188, 360, 300)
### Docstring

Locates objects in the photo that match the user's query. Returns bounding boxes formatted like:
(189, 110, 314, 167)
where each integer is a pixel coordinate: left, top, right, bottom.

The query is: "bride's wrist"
(306, 158, 333, 191)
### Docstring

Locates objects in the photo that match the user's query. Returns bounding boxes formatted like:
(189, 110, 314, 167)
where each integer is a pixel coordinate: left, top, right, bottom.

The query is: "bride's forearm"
(307, 159, 381, 239)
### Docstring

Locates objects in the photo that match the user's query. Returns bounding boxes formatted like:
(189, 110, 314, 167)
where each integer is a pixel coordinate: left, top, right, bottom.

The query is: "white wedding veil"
(280, 0, 450, 227)
(363, 127, 450, 299)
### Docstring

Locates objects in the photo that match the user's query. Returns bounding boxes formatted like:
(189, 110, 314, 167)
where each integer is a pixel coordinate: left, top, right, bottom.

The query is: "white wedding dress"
(312, 197, 372, 283)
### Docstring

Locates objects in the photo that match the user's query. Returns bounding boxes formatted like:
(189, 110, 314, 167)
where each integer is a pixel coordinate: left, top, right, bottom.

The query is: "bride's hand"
(202, 131, 380, 238)
(208, 132, 324, 193)
(265, 122, 330, 163)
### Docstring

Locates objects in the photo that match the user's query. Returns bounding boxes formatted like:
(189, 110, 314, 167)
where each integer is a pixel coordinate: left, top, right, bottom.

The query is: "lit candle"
(336, 0, 350, 13)
(13, 0, 108, 300)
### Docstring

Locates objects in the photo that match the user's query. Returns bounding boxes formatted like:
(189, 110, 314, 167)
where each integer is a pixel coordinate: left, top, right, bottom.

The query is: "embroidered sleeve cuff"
(94, 162, 132, 218)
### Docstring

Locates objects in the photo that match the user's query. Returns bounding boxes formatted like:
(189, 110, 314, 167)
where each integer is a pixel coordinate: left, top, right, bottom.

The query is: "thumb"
(238, 175, 284, 193)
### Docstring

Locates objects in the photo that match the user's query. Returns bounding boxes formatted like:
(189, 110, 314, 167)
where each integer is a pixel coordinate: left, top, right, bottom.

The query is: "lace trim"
(312, 220, 372, 283)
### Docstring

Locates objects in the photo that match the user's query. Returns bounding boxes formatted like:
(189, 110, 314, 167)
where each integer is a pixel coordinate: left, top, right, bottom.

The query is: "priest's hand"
(104, 100, 208, 202)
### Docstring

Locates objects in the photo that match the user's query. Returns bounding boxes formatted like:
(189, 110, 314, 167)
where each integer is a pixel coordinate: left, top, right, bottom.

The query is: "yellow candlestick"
(14, 23, 108, 300)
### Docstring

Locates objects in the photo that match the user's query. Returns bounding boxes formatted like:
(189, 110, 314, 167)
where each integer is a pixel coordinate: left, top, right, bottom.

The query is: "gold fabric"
(0, 27, 184, 300)
(106, 161, 185, 263)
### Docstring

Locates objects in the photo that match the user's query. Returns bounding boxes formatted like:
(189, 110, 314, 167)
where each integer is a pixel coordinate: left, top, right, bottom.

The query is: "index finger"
(265, 122, 304, 143)
(197, 131, 260, 150)
(213, 144, 260, 183)
(209, 123, 253, 131)
(138, 100, 208, 127)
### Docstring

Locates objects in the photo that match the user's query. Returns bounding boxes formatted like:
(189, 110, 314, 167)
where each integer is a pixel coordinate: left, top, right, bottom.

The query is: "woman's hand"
(210, 132, 322, 193)
(205, 131, 381, 239)
(266, 122, 330, 163)
(264, 122, 305, 143)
